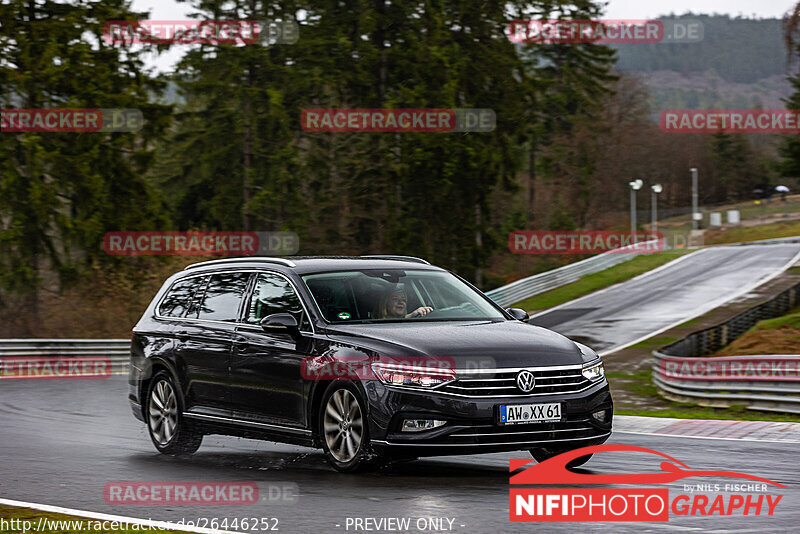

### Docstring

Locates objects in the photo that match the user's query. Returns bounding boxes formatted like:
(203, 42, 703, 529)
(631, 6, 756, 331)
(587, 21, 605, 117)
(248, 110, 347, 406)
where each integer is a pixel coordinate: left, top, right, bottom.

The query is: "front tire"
(319, 382, 373, 472)
(146, 371, 202, 455)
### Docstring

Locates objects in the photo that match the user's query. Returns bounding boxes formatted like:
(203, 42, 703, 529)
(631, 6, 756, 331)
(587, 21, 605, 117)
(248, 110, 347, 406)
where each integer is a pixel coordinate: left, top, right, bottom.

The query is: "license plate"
(499, 402, 562, 424)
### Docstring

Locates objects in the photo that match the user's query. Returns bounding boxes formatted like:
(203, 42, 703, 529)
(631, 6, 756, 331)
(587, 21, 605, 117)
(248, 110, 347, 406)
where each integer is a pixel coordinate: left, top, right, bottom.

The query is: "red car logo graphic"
(510, 444, 785, 487)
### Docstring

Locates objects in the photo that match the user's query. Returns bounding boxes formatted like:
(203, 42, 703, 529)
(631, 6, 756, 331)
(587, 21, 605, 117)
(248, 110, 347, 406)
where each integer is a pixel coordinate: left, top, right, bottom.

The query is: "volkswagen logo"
(516, 370, 535, 393)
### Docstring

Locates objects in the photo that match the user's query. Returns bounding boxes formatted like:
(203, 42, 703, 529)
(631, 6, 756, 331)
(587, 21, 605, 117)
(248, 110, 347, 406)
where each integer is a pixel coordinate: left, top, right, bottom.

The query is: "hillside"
(611, 14, 793, 111)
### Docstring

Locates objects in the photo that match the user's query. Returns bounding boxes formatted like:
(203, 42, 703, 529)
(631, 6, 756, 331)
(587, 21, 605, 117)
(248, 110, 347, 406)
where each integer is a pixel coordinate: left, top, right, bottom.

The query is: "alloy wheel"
(323, 389, 364, 463)
(148, 379, 178, 446)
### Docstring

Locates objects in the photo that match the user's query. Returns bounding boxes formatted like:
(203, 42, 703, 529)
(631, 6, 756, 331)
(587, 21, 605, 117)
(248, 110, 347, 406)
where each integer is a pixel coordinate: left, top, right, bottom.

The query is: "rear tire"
(319, 382, 375, 472)
(529, 448, 593, 468)
(146, 371, 202, 455)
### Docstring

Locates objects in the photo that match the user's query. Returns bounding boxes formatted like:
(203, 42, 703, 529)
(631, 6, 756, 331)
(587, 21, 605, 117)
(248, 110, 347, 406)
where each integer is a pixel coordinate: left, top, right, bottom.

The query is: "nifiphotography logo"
(509, 444, 785, 522)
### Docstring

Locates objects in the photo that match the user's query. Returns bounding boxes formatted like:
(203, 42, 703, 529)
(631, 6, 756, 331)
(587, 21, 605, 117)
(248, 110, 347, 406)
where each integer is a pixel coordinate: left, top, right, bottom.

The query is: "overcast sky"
(130, 0, 797, 73)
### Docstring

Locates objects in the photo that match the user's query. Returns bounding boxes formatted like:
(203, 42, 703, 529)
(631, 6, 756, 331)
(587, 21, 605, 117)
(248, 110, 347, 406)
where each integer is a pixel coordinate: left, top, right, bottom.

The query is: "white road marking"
(647, 524, 705, 531)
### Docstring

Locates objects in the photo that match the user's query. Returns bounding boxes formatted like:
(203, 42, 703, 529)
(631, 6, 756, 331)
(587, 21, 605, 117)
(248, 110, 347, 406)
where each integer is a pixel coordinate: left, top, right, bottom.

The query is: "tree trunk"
(475, 203, 483, 287)
(528, 142, 536, 228)
(242, 69, 253, 231)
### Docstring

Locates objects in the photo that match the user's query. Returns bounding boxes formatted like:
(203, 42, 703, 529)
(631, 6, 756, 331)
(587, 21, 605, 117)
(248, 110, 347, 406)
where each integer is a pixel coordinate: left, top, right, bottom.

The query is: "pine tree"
(0, 0, 172, 316)
(510, 0, 618, 228)
(158, 0, 305, 234)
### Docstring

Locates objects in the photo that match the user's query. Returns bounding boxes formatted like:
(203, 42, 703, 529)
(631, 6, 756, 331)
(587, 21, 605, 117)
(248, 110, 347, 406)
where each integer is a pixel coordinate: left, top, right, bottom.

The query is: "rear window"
(194, 272, 251, 322)
(157, 276, 206, 318)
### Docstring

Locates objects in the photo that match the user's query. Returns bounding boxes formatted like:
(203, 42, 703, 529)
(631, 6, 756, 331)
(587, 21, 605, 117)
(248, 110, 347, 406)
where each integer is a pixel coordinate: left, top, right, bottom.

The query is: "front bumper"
(364, 379, 612, 456)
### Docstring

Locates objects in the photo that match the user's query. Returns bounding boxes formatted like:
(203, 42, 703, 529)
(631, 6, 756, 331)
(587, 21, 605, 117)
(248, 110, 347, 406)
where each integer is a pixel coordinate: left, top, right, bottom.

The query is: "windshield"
(301, 269, 506, 323)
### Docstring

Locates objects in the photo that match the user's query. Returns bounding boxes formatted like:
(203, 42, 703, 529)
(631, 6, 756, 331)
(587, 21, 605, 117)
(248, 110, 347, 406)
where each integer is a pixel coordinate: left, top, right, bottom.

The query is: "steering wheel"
(416, 307, 441, 318)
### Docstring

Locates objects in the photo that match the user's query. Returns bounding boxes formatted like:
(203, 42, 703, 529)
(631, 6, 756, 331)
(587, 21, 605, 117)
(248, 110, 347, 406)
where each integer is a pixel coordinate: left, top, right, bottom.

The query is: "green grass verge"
(609, 371, 800, 422)
(0, 504, 187, 533)
(615, 407, 800, 422)
(751, 305, 800, 331)
(511, 249, 692, 311)
(704, 220, 800, 245)
(628, 336, 679, 351)
(659, 197, 800, 227)
(675, 317, 702, 329)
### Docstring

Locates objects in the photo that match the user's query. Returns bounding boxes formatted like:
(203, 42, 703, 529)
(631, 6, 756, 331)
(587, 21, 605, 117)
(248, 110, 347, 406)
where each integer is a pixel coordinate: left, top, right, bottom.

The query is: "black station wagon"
(129, 256, 612, 471)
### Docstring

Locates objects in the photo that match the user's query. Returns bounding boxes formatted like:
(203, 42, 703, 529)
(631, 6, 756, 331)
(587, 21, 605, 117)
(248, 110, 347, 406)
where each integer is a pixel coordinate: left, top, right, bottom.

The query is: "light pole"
(690, 168, 699, 230)
(651, 184, 662, 243)
(629, 179, 643, 242)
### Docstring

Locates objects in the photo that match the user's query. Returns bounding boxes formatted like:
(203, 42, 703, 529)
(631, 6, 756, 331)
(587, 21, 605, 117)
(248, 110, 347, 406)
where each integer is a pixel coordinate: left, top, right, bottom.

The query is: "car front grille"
(438, 367, 592, 397)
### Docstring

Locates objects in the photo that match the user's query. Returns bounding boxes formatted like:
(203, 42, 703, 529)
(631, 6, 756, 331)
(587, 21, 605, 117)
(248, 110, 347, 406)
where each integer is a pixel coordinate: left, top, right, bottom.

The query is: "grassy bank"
(712, 305, 800, 356)
(658, 195, 800, 228)
(704, 220, 800, 245)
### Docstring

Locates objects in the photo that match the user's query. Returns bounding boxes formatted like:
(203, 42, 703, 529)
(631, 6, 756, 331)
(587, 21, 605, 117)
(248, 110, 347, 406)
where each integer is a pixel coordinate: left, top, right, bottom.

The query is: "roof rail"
(360, 255, 430, 265)
(184, 257, 296, 270)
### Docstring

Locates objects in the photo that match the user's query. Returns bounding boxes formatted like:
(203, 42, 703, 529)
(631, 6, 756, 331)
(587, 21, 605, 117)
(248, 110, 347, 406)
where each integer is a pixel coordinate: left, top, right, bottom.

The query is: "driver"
(373, 286, 433, 319)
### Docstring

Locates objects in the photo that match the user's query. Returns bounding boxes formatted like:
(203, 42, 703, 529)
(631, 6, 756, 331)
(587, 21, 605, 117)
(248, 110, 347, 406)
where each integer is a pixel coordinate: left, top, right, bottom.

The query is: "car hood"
(322, 320, 589, 369)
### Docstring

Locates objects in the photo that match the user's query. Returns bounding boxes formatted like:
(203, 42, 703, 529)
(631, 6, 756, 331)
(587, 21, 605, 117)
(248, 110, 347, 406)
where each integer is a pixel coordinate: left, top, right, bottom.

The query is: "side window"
(158, 276, 205, 318)
(195, 272, 251, 322)
(305, 277, 357, 321)
(246, 273, 309, 331)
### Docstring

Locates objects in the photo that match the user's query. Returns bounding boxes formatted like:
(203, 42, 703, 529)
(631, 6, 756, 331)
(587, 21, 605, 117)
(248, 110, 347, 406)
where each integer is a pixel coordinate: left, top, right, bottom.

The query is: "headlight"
(582, 361, 605, 381)
(371, 362, 455, 389)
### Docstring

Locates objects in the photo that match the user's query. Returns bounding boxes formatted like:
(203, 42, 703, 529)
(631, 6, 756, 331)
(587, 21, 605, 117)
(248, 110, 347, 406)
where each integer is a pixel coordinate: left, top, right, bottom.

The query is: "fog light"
(592, 410, 607, 423)
(401, 419, 447, 432)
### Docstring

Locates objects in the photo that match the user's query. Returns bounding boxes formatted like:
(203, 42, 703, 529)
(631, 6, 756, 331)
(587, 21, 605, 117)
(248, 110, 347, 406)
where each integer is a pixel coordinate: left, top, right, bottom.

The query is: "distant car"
(129, 256, 612, 472)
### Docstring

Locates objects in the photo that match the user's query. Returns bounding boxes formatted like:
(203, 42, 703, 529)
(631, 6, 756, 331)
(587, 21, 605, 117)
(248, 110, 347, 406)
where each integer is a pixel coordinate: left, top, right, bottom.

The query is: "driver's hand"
(407, 306, 433, 318)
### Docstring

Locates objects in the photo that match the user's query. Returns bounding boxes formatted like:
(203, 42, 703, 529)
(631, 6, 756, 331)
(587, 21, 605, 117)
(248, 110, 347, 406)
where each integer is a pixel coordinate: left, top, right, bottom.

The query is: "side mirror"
(260, 313, 300, 337)
(506, 308, 529, 322)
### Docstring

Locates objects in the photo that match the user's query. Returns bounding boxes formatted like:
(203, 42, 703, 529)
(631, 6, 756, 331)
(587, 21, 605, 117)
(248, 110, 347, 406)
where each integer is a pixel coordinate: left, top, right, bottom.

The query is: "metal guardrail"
(0, 339, 130, 374)
(656, 281, 800, 357)
(485, 240, 663, 308)
(651, 279, 800, 414)
(1, 237, 797, 380)
(651, 353, 800, 414)
(730, 236, 800, 246)
(486, 234, 800, 308)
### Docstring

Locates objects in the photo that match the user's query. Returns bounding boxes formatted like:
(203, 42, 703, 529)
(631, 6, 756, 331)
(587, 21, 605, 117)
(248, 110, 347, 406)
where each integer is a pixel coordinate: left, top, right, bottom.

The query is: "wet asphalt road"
(529, 244, 800, 355)
(0, 377, 797, 533)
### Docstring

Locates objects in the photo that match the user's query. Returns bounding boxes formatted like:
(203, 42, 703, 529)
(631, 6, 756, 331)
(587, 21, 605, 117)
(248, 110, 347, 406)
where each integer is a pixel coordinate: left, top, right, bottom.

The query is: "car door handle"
(233, 338, 249, 351)
(176, 331, 189, 342)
